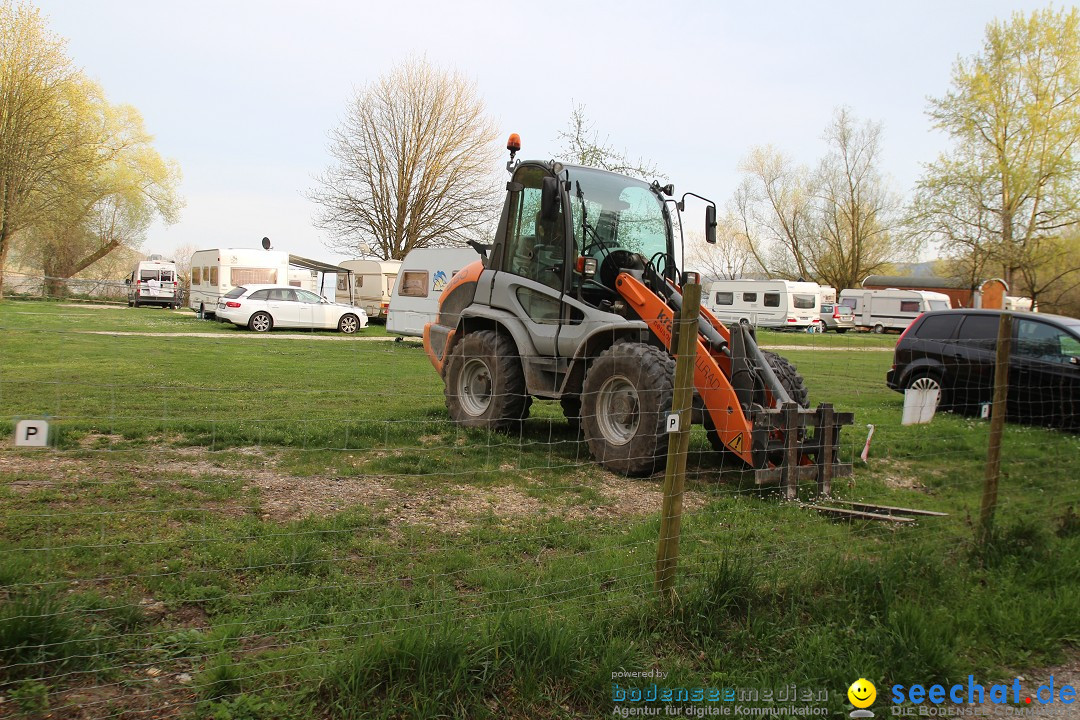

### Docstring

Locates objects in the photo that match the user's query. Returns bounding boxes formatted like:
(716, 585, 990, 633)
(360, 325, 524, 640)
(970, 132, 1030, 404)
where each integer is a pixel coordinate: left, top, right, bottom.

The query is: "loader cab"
(491, 161, 676, 317)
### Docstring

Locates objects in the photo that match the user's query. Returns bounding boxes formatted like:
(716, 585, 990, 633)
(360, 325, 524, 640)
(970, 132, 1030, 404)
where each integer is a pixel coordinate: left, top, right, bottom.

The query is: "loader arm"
(612, 270, 853, 494)
(613, 272, 755, 465)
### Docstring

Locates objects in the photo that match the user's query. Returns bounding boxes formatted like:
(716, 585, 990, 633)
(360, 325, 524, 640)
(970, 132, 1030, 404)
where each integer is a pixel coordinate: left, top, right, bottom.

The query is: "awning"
(288, 254, 351, 274)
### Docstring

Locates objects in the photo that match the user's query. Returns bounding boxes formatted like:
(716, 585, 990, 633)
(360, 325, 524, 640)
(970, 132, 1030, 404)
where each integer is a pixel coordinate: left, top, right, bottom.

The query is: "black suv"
(886, 309, 1080, 429)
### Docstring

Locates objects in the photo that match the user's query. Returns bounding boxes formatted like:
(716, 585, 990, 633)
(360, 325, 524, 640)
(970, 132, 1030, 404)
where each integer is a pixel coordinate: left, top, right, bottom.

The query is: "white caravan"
(703, 279, 824, 330)
(335, 259, 403, 322)
(386, 248, 481, 337)
(188, 248, 291, 318)
(126, 258, 179, 308)
(838, 288, 952, 333)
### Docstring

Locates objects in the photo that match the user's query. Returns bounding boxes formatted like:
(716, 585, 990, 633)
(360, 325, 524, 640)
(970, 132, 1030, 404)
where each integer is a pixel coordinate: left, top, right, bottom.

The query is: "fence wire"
(1, 295, 1077, 719)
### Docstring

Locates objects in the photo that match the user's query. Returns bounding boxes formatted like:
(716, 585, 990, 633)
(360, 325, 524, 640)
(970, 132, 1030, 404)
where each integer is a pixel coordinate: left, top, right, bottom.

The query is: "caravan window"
(764, 293, 780, 307)
(336, 276, 347, 291)
(929, 299, 950, 311)
(401, 271, 429, 298)
(192, 267, 201, 285)
(231, 268, 277, 285)
(209, 267, 218, 286)
(202, 266, 210, 284)
(793, 294, 816, 309)
(714, 292, 733, 306)
(840, 297, 857, 310)
(900, 301, 920, 312)
(743, 292, 757, 302)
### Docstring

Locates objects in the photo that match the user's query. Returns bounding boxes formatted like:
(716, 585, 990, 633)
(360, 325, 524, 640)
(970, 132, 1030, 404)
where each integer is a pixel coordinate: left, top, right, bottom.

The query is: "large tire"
(762, 351, 809, 407)
(706, 351, 809, 454)
(581, 343, 674, 477)
(444, 330, 529, 432)
(560, 396, 582, 432)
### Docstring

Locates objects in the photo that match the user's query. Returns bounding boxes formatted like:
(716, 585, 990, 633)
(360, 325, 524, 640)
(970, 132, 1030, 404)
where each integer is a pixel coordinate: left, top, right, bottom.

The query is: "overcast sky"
(33, 0, 1056, 264)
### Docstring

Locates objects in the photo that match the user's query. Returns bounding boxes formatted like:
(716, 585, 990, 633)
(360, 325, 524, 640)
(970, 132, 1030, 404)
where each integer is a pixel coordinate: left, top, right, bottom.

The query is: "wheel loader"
(423, 135, 851, 490)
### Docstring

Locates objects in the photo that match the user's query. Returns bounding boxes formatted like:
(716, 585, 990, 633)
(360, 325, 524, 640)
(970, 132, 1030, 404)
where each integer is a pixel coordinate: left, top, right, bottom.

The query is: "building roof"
(862, 275, 967, 289)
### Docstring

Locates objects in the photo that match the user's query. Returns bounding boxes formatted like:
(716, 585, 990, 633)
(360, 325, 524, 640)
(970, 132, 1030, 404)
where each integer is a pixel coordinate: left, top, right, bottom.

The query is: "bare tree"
(684, 214, 761, 281)
(813, 108, 910, 290)
(732, 146, 817, 280)
(311, 59, 500, 261)
(556, 103, 665, 181)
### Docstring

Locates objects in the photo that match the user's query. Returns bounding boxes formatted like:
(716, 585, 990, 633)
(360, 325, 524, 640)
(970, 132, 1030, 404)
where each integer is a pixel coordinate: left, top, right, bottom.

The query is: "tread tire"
(444, 330, 529, 432)
(581, 343, 674, 477)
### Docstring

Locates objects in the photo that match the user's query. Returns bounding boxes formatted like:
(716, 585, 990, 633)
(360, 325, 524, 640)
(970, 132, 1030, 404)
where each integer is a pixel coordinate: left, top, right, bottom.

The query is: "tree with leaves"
(28, 82, 181, 295)
(914, 6, 1080, 306)
(0, 0, 78, 298)
(311, 59, 500, 261)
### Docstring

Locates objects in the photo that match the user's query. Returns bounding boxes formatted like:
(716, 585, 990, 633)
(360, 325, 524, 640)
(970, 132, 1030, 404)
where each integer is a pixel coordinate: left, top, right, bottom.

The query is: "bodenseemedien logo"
(848, 678, 877, 718)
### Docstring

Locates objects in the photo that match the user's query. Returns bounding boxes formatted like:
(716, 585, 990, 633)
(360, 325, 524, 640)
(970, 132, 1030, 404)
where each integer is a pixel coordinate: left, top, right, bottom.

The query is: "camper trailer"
(703, 279, 824, 330)
(838, 288, 952, 333)
(188, 248, 291, 318)
(335, 260, 403, 321)
(386, 248, 480, 337)
(126, 258, 179, 308)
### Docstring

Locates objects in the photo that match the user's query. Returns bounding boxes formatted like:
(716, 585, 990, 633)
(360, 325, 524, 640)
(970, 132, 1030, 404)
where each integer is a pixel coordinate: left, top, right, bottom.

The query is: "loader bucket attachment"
(615, 270, 853, 497)
(750, 402, 853, 498)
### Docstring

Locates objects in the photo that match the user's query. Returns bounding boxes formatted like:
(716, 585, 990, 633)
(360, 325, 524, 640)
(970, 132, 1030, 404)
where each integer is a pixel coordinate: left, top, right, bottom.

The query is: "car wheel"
(338, 314, 361, 334)
(444, 330, 529, 431)
(581, 343, 674, 477)
(905, 372, 948, 410)
(873, 323, 885, 334)
(248, 312, 273, 333)
(835, 328, 848, 334)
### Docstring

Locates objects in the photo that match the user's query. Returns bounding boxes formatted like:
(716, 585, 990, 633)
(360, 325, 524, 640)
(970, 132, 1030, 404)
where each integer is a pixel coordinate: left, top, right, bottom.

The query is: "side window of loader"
(502, 166, 563, 291)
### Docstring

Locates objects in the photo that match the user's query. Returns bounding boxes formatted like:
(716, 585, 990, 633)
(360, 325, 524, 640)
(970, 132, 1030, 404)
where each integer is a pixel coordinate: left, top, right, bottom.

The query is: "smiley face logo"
(848, 678, 876, 708)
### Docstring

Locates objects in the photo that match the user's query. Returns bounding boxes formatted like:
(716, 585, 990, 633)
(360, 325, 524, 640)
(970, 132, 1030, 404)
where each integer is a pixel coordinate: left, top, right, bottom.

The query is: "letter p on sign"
(15, 420, 49, 447)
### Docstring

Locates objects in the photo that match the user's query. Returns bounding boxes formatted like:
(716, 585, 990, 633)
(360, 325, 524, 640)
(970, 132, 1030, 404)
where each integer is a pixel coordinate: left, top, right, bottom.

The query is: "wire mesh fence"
(1, 296, 1077, 719)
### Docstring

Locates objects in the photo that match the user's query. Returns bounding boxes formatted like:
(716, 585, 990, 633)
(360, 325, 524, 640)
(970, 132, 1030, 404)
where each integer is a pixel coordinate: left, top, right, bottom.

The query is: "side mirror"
(541, 176, 560, 222)
(705, 205, 717, 245)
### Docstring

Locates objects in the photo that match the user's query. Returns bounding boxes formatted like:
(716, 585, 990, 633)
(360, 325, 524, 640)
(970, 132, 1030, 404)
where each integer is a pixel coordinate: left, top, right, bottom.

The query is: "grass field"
(0, 300, 1077, 719)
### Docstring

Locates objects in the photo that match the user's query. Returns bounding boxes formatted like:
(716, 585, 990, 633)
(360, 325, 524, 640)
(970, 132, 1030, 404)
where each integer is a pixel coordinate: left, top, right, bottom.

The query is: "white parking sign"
(15, 419, 49, 447)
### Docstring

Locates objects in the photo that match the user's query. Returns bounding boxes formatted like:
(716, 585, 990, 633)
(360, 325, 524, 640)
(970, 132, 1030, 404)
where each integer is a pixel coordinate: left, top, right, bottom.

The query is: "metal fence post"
(656, 283, 701, 602)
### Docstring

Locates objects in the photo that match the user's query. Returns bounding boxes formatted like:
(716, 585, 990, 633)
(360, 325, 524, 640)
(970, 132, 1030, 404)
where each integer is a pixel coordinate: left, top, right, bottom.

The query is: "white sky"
(33, 0, 1056, 264)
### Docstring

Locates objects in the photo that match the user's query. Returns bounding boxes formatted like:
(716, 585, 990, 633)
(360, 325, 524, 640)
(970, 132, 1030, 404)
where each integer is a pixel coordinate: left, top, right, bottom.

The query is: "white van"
(838, 289, 952, 333)
(704, 279, 824, 330)
(335, 259, 403, 322)
(126, 258, 179, 308)
(387, 248, 481, 337)
(188, 248, 291, 319)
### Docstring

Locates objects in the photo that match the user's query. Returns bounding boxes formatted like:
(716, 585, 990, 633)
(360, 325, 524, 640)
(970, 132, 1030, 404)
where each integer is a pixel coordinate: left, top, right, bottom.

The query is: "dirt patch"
(0, 446, 705, 532)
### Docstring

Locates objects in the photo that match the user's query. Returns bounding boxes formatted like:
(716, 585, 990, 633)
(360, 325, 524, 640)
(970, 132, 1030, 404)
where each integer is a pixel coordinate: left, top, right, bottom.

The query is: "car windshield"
(566, 166, 669, 270)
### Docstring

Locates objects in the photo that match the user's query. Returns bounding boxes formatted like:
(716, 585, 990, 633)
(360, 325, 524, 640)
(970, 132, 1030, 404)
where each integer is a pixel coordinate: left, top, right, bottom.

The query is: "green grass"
(0, 299, 1077, 719)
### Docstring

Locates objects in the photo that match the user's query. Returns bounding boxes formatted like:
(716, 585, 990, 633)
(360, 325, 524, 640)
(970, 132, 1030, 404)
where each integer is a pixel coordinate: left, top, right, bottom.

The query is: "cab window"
(503, 165, 564, 291)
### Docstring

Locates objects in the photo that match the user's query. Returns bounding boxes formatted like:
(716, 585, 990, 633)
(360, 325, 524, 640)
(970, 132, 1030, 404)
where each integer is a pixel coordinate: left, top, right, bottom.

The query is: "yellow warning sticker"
(729, 433, 744, 453)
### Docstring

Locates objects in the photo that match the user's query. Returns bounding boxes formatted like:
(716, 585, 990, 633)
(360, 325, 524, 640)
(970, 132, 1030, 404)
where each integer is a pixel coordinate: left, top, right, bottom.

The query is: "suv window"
(224, 286, 247, 299)
(914, 314, 961, 340)
(821, 304, 834, 314)
(956, 314, 1001, 350)
(1016, 319, 1079, 363)
(249, 289, 270, 300)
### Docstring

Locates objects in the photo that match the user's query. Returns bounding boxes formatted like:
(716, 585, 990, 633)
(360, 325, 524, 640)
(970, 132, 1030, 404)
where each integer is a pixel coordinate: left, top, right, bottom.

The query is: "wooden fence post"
(979, 312, 1012, 547)
(656, 283, 701, 602)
